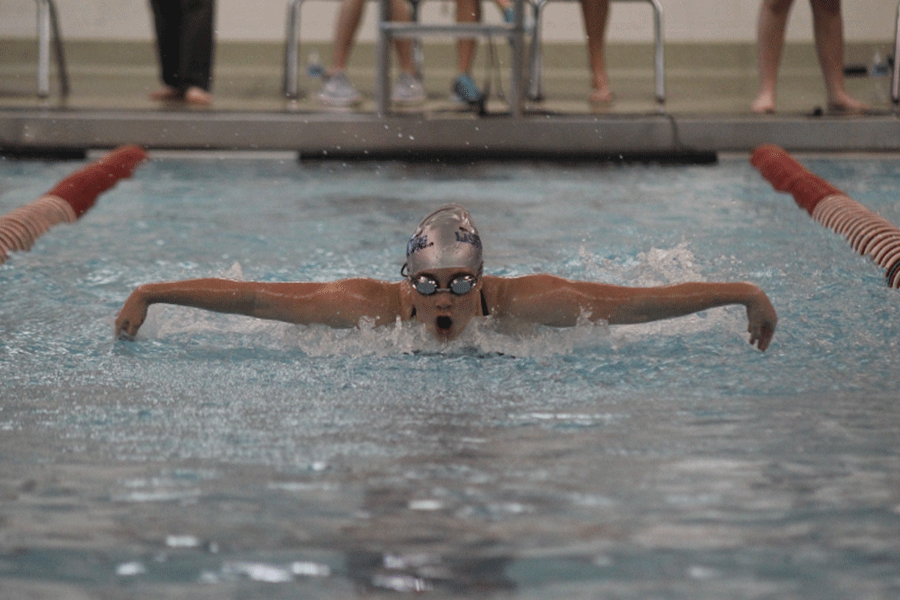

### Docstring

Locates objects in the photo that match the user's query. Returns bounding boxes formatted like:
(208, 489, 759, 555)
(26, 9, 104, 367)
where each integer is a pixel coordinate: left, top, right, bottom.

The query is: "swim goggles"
(410, 274, 478, 296)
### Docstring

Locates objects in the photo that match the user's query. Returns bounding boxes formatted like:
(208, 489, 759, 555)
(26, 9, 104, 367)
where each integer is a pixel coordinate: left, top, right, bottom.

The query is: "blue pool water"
(1, 153, 899, 599)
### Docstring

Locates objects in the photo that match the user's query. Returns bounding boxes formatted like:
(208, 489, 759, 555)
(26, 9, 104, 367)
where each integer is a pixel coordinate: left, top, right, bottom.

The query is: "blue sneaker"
(452, 74, 484, 105)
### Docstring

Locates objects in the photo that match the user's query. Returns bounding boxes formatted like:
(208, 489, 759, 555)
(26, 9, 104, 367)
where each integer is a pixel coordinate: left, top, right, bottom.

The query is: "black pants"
(149, 0, 215, 92)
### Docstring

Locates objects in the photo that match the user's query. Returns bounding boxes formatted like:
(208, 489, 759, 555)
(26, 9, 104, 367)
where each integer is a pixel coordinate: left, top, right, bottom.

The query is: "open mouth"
(436, 316, 453, 332)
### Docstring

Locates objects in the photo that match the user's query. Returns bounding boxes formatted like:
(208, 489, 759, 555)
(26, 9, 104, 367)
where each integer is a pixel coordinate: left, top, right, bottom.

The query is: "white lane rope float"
(752, 144, 900, 288)
(0, 145, 148, 265)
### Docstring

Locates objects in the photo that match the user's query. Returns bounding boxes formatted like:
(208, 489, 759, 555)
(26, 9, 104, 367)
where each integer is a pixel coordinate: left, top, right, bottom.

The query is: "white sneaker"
(318, 72, 362, 108)
(391, 72, 426, 106)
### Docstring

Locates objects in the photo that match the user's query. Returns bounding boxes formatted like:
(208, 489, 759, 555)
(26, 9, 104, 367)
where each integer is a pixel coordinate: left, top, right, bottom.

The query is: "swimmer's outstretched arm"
(115, 278, 403, 339)
(489, 275, 777, 351)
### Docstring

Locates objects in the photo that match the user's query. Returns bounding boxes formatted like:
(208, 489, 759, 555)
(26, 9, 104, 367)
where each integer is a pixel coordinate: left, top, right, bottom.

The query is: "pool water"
(1, 154, 899, 599)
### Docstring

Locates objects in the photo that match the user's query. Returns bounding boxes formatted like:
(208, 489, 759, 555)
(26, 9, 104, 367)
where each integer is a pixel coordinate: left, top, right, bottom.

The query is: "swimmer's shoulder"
(481, 274, 536, 316)
(322, 278, 409, 325)
(481, 273, 570, 317)
(379, 278, 415, 322)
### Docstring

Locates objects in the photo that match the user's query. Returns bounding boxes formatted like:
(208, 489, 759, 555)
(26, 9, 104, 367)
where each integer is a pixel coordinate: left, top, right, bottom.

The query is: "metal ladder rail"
(283, 0, 303, 97)
(892, 0, 900, 103)
(526, 0, 664, 104)
(376, 0, 528, 117)
(36, 0, 69, 97)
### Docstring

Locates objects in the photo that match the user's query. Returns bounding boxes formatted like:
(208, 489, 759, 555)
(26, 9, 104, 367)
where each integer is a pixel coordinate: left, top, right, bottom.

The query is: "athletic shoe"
(452, 74, 484, 105)
(318, 72, 362, 107)
(391, 72, 426, 106)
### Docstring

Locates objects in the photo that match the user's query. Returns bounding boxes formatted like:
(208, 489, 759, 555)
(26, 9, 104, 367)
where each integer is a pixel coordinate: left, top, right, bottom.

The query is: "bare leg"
(391, 0, 418, 76)
(456, 0, 481, 75)
(328, 0, 367, 75)
(753, 0, 793, 113)
(580, 0, 613, 103)
(330, 0, 417, 76)
(493, 0, 514, 20)
(810, 0, 868, 112)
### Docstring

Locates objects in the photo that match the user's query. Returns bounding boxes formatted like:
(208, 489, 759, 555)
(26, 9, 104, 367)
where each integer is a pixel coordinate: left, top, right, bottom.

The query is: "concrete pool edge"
(2, 108, 899, 159)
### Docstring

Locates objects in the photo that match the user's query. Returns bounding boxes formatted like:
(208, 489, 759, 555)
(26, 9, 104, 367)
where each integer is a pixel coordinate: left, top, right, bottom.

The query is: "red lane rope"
(751, 144, 900, 288)
(0, 145, 148, 265)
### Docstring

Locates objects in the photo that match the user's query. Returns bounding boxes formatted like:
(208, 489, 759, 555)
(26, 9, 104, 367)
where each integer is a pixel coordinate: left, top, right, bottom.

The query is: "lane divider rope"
(0, 145, 148, 265)
(751, 144, 900, 288)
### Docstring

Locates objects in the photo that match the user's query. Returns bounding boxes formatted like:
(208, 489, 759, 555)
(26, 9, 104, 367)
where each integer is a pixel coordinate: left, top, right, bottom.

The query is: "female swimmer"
(116, 204, 777, 351)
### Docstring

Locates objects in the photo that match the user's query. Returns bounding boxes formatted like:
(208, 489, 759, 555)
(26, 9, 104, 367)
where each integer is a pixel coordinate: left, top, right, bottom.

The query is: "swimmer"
(115, 204, 777, 351)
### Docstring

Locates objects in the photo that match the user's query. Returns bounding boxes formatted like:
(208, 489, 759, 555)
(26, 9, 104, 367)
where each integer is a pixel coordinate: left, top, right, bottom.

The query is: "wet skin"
(407, 267, 483, 342)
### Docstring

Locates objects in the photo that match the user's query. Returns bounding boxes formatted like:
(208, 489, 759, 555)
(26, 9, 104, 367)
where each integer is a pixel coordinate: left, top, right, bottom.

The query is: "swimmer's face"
(408, 267, 483, 341)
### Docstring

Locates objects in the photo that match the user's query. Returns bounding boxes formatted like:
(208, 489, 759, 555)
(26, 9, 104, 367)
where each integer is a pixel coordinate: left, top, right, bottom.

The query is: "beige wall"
(1, 0, 895, 43)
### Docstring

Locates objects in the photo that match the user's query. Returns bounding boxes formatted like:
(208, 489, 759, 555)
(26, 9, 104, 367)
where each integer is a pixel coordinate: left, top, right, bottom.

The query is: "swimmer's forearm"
(582, 280, 776, 351)
(126, 278, 348, 324)
(115, 279, 273, 339)
(132, 279, 259, 315)
(115, 279, 300, 339)
(116, 278, 400, 338)
(606, 282, 769, 324)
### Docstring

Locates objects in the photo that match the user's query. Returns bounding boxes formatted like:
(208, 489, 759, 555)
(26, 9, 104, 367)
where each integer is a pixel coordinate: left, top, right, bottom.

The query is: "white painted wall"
(1, 0, 895, 43)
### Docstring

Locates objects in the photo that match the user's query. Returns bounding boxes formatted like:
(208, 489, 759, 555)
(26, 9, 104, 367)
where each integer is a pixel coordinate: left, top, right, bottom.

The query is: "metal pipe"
(648, 0, 664, 104)
(47, 0, 69, 96)
(37, 0, 50, 97)
(527, 0, 549, 101)
(283, 0, 303, 98)
(893, 1, 900, 102)
(510, 0, 525, 117)
(376, 0, 392, 115)
(381, 23, 518, 37)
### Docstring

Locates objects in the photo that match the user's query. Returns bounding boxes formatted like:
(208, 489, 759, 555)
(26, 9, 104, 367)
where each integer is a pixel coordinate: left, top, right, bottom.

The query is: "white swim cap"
(404, 204, 483, 276)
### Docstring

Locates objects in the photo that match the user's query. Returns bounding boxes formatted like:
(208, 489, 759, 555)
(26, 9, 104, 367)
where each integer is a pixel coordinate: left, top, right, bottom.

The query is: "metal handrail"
(36, 0, 69, 97)
(892, 1, 899, 103)
(283, 0, 303, 97)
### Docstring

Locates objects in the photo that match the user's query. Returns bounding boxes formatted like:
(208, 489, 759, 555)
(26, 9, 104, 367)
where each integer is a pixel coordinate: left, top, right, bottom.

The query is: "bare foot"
(184, 86, 213, 106)
(827, 94, 870, 114)
(751, 94, 776, 114)
(589, 87, 615, 104)
(150, 86, 181, 101)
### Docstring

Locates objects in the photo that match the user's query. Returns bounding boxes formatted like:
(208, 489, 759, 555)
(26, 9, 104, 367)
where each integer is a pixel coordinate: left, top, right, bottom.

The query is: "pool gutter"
(1, 108, 899, 160)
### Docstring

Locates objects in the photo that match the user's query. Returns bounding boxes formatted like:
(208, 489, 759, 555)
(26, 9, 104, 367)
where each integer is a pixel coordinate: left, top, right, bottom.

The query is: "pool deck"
(1, 40, 899, 160)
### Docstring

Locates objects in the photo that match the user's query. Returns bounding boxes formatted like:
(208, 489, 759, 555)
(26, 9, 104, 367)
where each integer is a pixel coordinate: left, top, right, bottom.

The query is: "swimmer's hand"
(745, 289, 777, 352)
(115, 287, 149, 341)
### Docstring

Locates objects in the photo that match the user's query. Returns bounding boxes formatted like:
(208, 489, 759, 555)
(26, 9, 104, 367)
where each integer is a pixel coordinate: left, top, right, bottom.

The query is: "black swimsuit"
(411, 291, 490, 318)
